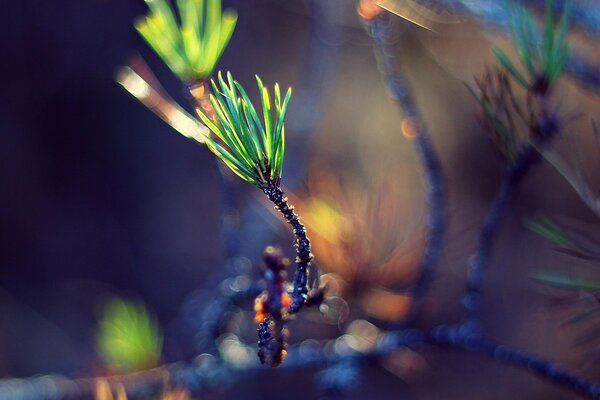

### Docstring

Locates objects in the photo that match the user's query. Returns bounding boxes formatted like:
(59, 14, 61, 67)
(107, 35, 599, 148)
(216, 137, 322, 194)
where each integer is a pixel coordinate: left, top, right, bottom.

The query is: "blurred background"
(1, 0, 600, 398)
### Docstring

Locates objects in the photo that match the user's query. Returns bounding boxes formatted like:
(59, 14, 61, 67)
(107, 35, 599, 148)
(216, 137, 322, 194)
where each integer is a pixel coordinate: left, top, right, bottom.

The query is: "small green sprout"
(494, 0, 571, 92)
(197, 71, 292, 188)
(96, 297, 163, 372)
(135, 0, 237, 81)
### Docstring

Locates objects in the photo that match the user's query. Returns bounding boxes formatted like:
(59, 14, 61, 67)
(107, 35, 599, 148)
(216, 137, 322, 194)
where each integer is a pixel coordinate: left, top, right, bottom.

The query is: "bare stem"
(463, 91, 558, 332)
(261, 184, 313, 313)
(463, 143, 540, 332)
(367, 15, 445, 325)
(4, 325, 599, 399)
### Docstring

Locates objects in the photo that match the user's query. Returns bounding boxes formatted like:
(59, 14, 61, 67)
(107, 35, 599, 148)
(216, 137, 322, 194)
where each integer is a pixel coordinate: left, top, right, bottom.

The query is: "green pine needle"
(492, 47, 529, 87)
(96, 297, 163, 372)
(524, 215, 576, 249)
(496, 0, 571, 90)
(135, 0, 237, 81)
(530, 273, 600, 292)
(197, 71, 292, 188)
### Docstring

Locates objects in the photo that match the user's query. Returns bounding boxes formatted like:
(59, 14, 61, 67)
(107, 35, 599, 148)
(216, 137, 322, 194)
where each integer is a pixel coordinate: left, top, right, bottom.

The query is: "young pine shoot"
(135, 0, 237, 82)
(196, 72, 290, 189)
(196, 72, 316, 366)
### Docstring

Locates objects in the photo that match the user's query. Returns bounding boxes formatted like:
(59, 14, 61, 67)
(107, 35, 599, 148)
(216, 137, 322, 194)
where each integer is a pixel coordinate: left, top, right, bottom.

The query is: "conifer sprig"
(196, 71, 291, 188)
(135, 0, 237, 81)
(494, 0, 571, 93)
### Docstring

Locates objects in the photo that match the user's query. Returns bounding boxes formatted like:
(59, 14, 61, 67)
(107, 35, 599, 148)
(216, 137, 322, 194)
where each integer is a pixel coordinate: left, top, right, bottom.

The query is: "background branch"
(367, 14, 446, 326)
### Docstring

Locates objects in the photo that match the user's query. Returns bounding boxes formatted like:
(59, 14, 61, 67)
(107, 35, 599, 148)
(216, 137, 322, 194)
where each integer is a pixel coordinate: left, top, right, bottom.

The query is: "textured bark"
(262, 185, 313, 313)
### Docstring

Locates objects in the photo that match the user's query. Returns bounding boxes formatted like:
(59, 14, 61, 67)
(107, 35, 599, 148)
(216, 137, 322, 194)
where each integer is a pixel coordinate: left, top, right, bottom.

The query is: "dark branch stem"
(261, 185, 313, 313)
(463, 143, 540, 333)
(425, 326, 600, 399)
(4, 325, 599, 399)
(368, 15, 445, 324)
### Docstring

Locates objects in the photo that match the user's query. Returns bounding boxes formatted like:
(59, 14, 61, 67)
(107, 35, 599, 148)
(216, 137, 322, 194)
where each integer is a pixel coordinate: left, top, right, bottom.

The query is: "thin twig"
(261, 185, 313, 313)
(2, 325, 599, 399)
(463, 142, 540, 332)
(367, 14, 446, 325)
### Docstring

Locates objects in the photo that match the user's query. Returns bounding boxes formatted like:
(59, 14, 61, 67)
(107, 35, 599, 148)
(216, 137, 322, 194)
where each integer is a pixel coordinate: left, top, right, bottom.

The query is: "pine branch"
(366, 13, 446, 326)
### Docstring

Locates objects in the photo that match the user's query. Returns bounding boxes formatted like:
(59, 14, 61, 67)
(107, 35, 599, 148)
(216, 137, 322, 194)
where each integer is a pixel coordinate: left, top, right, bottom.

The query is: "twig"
(463, 142, 540, 332)
(261, 185, 313, 313)
(366, 14, 446, 325)
(3, 325, 599, 399)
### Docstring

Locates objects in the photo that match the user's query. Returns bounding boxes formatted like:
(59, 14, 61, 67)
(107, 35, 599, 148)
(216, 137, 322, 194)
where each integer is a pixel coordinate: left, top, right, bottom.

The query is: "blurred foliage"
(284, 166, 422, 321)
(135, 0, 237, 80)
(494, 0, 571, 92)
(527, 215, 600, 296)
(527, 215, 600, 345)
(467, 68, 527, 161)
(525, 215, 600, 261)
(197, 72, 291, 187)
(468, 1, 573, 162)
(526, 215, 577, 249)
(94, 378, 191, 400)
(97, 297, 163, 373)
(116, 58, 209, 143)
(531, 272, 600, 292)
(94, 380, 127, 400)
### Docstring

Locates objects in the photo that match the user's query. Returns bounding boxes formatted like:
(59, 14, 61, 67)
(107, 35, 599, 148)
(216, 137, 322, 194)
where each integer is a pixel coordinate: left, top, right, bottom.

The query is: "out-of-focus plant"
(197, 71, 321, 366)
(116, 58, 209, 143)
(526, 215, 600, 261)
(467, 68, 527, 162)
(493, 0, 571, 94)
(463, 0, 572, 334)
(121, 0, 320, 368)
(121, 0, 245, 267)
(96, 297, 163, 373)
(531, 272, 600, 294)
(526, 215, 600, 298)
(8, 1, 600, 399)
(468, 0, 572, 158)
(94, 378, 190, 400)
(283, 166, 423, 322)
(478, 0, 600, 221)
(120, 0, 239, 136)
(94, 380, 127, 400)
(135, 0, 237, 82)
(527, 215, 600, 352)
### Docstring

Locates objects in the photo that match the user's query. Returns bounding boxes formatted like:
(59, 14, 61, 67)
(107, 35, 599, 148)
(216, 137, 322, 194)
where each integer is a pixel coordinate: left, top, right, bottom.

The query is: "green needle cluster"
(96, 297, 163, 372)
(135, 0, 237, 81)
(197, 71, 292, 188)
(494, 0, 571, 92)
